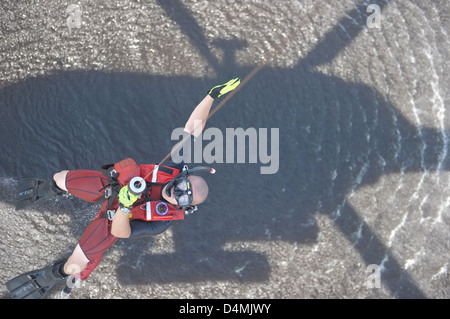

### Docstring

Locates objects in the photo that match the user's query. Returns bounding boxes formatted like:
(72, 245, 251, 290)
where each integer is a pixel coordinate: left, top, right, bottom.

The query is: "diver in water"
(7, 78, 241, 299)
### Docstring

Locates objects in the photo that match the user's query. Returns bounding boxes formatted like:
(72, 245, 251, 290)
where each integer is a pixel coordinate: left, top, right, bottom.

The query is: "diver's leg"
(63, 170, 109, 202)
(64, 244, 90, 275)
(64, 218, 118, 280)
(53, 170, 69, 191)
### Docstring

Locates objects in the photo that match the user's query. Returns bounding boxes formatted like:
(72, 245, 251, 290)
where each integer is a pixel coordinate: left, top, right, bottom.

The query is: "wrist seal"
(119, 204, 131, 214)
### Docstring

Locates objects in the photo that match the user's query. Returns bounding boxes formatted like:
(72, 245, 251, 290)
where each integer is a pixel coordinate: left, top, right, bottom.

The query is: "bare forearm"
(184, 95, 214, 137)
(111, 207, 131, 238)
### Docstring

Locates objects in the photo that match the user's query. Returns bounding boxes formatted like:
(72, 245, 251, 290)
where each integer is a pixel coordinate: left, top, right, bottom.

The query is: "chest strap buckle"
(106, 210, 116, 220)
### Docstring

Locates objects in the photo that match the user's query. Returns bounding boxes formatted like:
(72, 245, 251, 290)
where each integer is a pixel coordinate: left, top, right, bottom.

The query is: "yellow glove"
(118, 186, 138, 208)
(208, 77, 241, 99)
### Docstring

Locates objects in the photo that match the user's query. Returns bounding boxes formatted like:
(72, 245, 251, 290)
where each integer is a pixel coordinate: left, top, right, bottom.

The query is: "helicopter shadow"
(0, 0, 447, 298)
(115, 0, 448, 297)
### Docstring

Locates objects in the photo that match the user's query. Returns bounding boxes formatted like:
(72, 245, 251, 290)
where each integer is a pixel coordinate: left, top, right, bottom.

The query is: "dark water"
(0, 0, 449, 298)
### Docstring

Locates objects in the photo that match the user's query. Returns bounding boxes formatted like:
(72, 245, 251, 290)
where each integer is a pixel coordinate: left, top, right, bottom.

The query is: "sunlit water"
(0, 0, 448, 298)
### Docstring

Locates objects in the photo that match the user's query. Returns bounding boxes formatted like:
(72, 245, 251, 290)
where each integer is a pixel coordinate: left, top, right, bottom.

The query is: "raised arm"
(184, 78, 240, 137)
(183, 95, 214, 137)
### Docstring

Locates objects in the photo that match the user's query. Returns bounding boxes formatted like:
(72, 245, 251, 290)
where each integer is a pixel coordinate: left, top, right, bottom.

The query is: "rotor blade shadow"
(156, 0, 220, 72)
(301, 0, 391, 68)
(334, 201, 426, 298)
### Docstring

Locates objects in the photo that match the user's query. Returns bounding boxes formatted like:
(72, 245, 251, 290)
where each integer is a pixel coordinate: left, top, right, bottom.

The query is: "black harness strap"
(97, 164, 121, 210)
